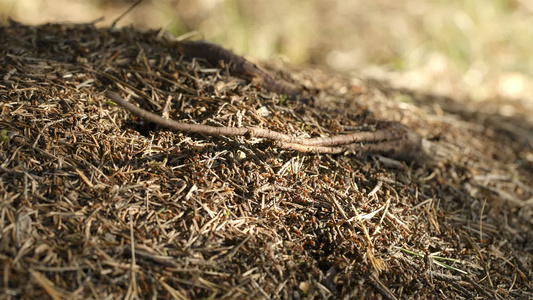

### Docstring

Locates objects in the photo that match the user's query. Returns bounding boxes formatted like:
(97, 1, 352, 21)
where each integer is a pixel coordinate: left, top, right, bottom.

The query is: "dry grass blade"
(29, 269, 65, 300)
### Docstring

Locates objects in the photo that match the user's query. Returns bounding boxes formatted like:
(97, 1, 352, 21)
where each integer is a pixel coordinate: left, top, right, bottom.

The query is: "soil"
(0, 21, 532, 299)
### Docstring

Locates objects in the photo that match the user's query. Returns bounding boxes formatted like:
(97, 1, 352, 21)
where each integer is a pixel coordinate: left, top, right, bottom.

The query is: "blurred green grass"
(1, 0, 531, 102)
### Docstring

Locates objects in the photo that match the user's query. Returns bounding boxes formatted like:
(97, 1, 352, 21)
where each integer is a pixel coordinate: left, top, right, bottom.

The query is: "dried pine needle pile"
(0, 22, 532, 299)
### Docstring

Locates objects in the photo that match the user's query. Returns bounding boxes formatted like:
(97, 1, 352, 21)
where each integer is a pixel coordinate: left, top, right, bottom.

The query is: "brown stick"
(176, 40, 303, 98)
(105, 91, 428, 162)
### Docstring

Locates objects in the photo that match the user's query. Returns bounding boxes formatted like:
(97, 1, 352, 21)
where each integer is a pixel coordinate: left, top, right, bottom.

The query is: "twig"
(175, 40, 303, 98)
(367, 272, 398, 300)
(105, 91, 429, 161)
(111, 0, 144, 28)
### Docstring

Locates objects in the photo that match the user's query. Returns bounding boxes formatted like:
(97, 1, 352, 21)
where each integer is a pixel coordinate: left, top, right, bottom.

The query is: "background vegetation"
(1, 0, 532, 103)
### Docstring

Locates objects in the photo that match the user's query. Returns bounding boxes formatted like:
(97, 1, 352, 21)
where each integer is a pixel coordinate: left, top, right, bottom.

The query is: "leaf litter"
(0, 21, 532, 299)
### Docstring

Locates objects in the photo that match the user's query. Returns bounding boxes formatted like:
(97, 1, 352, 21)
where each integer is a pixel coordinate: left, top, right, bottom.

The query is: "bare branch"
(105, 91, 430, 162)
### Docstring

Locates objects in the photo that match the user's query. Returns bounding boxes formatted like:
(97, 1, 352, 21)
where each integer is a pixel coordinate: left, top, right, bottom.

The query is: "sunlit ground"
(2, 0, 532, 104)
